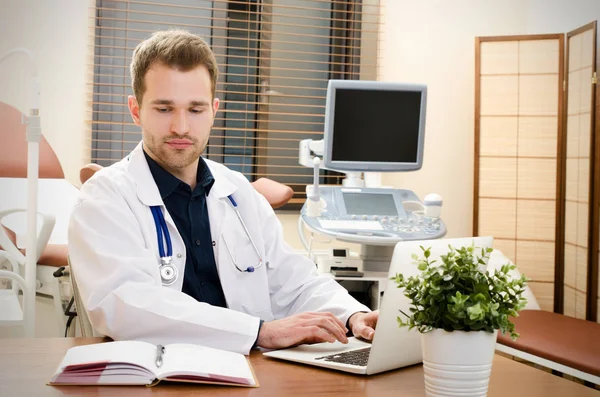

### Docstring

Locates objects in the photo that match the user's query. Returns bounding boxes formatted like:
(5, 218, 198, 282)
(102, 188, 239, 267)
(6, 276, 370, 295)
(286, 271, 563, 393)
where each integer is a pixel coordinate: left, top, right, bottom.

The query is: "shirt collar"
(143, 148, 215, 199)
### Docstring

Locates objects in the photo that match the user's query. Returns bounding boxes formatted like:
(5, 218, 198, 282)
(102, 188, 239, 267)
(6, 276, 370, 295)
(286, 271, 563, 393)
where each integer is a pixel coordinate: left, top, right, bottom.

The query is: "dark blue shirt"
(144, 150, 227, 307)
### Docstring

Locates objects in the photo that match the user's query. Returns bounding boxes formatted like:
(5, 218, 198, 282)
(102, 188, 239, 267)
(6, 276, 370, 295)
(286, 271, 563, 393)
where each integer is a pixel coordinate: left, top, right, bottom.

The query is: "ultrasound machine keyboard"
(318, 220, 383, 231)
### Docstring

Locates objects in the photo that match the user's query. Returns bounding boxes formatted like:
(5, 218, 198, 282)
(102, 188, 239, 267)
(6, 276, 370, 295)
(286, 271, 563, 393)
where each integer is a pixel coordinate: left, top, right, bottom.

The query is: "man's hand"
(348, 310, 379, 340)
(257, 312, 349, 349)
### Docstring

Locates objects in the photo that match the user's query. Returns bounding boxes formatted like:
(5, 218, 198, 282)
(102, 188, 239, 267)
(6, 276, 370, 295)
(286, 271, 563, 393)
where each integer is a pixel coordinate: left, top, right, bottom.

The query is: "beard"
(142, 131, 207, 171)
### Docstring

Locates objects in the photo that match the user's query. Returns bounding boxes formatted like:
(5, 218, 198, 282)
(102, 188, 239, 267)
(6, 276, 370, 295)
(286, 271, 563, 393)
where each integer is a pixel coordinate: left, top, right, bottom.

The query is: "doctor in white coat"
(69, 30, 378, 355)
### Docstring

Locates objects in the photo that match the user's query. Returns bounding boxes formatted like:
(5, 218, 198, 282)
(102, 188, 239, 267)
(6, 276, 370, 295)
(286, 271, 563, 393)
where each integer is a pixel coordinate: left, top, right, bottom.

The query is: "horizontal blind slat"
(95, 7, 380, 34)
(90, 25, 369, 51)
(97, 0, 380, 18)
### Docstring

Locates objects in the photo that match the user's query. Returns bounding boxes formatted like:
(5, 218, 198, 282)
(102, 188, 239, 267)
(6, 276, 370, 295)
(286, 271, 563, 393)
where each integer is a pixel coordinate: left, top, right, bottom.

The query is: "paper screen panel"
(476, 36, 562, 312)
(493, 239, 516, 261)
(515, 241, 554, 282)
(563, 26, 595, 319)
(479, 117, 518, 157)
(576, 246, 588, 291)
(516, 158, 556, 199)
(519, 75, 560, 116)
(478, 198, 516, 239)
(480, 41, 518, 74)
(480, 76, 519, 116)
(564, 285, 577, 316)
(576, 290, 587, 319)
(516, 200, 556, 241)
(519, 39, 561, 74)
(478, 158, 516, 198)
(564, 243, 576, 287)
(528, 282, 554, 312)
(517, 116, 558, 157)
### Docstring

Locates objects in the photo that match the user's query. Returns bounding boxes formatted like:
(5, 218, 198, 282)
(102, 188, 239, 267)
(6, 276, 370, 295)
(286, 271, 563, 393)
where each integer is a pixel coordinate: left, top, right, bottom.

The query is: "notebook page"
(51, 341, 156, 384)
(158, 344, 255, 386)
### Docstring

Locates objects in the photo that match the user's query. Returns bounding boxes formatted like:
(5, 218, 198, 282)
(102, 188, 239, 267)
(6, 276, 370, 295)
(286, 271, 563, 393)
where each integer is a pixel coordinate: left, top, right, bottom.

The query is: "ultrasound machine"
(298, 80, 446, 278)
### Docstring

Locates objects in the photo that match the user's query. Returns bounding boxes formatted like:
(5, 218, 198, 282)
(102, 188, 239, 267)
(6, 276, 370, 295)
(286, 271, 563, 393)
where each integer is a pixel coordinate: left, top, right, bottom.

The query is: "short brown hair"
(130, 29, 218, 104)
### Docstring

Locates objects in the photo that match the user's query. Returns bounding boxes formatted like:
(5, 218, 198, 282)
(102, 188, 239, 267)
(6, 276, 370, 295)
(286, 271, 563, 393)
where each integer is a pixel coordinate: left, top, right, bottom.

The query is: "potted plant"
(392, 243, 528, 397)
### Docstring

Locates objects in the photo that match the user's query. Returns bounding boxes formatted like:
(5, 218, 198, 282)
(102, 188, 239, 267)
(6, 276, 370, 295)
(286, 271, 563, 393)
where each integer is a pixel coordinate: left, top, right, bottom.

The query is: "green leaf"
(392, 242, 528, 340)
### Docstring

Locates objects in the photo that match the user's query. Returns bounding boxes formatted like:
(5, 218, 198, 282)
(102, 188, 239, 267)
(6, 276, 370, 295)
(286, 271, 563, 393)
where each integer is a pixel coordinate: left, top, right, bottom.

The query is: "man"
(69, 29, 378, 354)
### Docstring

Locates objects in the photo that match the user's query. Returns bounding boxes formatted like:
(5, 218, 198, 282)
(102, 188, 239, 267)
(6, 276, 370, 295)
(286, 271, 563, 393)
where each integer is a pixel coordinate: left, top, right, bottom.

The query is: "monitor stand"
(359, 244, 396, 273)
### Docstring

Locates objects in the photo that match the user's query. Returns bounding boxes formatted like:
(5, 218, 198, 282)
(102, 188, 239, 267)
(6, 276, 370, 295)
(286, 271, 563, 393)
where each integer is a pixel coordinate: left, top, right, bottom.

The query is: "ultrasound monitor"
(323, 80, 427, 172)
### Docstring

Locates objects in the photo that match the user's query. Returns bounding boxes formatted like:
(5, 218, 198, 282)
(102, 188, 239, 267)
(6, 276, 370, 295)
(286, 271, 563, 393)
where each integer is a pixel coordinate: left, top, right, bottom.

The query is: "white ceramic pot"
(421, 329, 498, 397)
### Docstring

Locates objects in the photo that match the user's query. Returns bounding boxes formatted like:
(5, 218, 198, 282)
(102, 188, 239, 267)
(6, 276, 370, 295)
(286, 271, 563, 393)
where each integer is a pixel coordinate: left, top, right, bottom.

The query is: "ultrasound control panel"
(301, 186, 446, 244)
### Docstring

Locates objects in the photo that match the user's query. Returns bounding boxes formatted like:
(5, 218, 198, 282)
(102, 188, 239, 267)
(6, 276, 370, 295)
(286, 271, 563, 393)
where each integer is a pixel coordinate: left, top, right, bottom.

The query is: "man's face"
(128, 63, 219, 173)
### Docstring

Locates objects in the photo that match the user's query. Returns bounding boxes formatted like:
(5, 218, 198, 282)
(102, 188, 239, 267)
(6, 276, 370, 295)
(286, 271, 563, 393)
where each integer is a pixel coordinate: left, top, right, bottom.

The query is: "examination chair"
(496, 309, 600, 385)
(0, 101, 74, 336)
(489, 248, 600, 385)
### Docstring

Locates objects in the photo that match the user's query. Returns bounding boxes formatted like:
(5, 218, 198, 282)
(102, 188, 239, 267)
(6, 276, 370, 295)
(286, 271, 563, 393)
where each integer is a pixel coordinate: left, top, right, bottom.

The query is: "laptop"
(263, 236, 494, 375)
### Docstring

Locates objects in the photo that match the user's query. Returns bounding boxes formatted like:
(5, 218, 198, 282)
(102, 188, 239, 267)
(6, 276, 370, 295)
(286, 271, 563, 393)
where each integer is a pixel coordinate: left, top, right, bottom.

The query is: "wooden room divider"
(474, 21, 599, 322)
(563, 22, 598, 321)
(475, 33, 564, 312)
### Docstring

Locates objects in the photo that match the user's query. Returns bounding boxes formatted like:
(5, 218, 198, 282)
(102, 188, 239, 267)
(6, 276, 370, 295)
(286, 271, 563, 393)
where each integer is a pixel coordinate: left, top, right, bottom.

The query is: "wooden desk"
(0, 338, 597, 396)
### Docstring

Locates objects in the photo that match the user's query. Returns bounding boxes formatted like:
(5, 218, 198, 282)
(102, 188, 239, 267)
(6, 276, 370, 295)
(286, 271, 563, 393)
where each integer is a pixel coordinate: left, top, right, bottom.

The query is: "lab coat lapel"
(126, 143, 187, 291)
(127, 142, 164, 207)
(205, 161, 240, 310)
(205, 162, 237, 245)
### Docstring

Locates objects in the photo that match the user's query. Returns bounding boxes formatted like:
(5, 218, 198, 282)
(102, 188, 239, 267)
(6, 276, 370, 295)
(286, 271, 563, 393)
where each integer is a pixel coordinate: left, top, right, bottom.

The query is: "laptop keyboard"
(315, 347, 371, 367)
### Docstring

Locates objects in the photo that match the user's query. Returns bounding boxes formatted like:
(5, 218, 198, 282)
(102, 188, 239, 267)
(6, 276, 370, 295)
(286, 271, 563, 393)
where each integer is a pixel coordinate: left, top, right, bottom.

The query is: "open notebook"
(48, 341, 258, 387)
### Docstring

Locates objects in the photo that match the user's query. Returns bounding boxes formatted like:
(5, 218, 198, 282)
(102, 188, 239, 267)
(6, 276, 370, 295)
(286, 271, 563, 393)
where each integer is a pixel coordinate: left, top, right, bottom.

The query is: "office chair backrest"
(80, 164, 294, 209)
(67, 256, 94, 337)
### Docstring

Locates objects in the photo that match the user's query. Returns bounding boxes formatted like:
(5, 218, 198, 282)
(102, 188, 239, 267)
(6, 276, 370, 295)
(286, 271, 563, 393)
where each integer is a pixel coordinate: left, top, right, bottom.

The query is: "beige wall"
(3, 0, 600, 251)
(0, 0, 92, 185)
(378, 0, 527, 239)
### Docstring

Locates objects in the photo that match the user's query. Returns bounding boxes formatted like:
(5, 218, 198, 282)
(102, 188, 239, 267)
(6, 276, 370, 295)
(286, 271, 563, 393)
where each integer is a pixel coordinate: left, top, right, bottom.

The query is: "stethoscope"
(151, 194, 264, 286)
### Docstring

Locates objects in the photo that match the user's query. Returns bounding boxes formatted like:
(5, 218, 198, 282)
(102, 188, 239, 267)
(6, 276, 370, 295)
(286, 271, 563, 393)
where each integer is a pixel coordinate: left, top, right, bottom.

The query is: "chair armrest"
(251, 178, 294, 209)
(0, 269, 26, 292)
(0, 251, 19, 273)
(0, 209, 56, 265)
(80, 163, 103, 184)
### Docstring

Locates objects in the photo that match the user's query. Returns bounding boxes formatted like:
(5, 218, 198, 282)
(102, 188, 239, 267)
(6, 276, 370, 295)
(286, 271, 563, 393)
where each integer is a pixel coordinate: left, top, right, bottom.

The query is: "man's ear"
(128, 95, 142, 126)
(213, 98, 220, 115)
(211, 98, 220, 126)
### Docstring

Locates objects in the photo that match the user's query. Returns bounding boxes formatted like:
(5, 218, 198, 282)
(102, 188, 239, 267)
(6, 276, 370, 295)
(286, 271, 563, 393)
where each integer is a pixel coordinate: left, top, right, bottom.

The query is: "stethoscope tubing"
(227, 195, 263, 268)
(152, 194, 263, 280)
(151, 206, 172, 258)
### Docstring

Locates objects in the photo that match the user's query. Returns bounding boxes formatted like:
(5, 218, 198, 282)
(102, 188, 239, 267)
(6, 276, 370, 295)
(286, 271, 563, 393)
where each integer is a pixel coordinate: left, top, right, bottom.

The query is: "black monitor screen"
(331, 88, 422, 163)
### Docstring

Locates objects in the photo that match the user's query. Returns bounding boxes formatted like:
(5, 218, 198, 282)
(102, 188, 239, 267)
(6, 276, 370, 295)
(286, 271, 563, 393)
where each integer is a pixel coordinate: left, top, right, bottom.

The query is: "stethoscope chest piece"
(159, 256, 178, 286)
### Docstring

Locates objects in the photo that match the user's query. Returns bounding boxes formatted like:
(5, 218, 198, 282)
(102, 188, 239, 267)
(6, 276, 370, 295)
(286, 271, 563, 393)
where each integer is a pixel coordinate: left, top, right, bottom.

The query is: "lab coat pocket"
(225, 240, 271, 315)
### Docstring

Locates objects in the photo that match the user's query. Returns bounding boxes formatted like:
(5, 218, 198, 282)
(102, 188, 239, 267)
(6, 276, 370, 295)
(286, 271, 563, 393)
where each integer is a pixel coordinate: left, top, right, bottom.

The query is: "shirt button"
(177, 253, 182, 258)
(195, 239, 201, 246)
(201, 281, 206, 287)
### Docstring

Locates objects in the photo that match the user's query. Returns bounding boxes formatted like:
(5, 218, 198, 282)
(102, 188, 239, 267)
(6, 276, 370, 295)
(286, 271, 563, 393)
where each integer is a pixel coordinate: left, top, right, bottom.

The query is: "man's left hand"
(348, 310, 379, 341)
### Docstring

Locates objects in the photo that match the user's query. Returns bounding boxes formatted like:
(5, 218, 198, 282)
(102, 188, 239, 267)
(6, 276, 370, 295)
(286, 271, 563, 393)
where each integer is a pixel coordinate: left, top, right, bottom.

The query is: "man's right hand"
(257, 312, 349, 349)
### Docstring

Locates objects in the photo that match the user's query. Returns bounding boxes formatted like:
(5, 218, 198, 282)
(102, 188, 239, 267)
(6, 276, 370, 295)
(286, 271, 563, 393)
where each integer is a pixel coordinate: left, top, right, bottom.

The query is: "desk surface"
(0, 338, 597, 396)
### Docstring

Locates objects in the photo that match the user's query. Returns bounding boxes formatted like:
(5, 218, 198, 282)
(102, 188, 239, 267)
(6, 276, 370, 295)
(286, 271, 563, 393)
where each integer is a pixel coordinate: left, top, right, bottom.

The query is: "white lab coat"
(68, 143, 369, 354)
